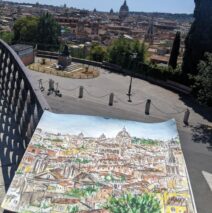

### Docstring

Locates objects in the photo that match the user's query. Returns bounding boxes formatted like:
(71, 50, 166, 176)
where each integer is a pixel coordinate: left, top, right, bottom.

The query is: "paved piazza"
(27, 65, 212, 213)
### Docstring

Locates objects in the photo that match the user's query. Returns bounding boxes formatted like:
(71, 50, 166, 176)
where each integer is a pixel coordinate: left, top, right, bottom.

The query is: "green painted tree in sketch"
(105, 193, 161, 213)
(68, 205, 79, 213)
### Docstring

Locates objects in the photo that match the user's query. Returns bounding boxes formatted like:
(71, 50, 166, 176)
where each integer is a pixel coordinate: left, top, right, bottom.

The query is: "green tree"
(133, 40, 147, 69)
(108, 38, 131, 68)
(0, 31, 14, 44)
(108, 38, 147, 69)
(88, 44, 107, 62)
(37, 13, 61, 50)
(105, 193, 161, 213)
(13, 16, 39, 42)
(169, 31, 181, 69)
(68, 205, 79, 213)
(182, 0, 212, 78)
(191, 52, 212, 106)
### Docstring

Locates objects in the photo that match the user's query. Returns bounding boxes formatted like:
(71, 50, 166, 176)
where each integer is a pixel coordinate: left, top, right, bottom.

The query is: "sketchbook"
(2, 111, 196, 213)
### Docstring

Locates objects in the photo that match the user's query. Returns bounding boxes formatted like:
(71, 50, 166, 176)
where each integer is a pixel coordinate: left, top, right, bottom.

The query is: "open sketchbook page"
(2, 111, 196, 213)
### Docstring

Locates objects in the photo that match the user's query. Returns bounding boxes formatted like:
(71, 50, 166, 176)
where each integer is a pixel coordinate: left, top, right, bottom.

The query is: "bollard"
(109, 93, 114, 106)
(49, 79, 54, 91)
(55, 82, 59, 93)
(183, 109, 190, 125)
(38, 79, 45, 92)
(145, 99, 151, 115)
(79, 86, 84, 98)
(54, 82, 62, 97)
(47, 79, 54, 95)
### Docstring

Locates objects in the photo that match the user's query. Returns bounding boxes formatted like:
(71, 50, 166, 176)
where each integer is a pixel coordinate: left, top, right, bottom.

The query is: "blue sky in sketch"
(37, 111, 179, 141)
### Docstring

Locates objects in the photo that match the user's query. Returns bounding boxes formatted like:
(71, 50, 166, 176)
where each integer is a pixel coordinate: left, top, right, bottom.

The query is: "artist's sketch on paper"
(2, 111, 196, 213)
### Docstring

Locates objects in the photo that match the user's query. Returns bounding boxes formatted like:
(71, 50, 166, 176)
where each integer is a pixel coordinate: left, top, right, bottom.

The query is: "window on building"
(171, 207, 176, 212)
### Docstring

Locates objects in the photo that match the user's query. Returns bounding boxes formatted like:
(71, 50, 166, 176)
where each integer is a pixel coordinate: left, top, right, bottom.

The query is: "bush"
(0, 31, 14, 44)
(137, 63, 183, 82)
(105, 193, 161, 213)
(191, 52, 212, 106)
(88, 44, 107, 62)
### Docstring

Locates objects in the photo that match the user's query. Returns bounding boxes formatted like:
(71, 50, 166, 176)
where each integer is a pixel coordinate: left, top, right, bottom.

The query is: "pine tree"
(169, 31, 181, 69)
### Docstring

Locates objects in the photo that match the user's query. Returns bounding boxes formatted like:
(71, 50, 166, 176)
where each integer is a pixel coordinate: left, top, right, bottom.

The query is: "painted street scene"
(2, 112, 196, 213)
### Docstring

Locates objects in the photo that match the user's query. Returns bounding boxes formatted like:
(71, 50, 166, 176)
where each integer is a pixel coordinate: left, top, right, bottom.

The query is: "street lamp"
(127, 52, 137, 102)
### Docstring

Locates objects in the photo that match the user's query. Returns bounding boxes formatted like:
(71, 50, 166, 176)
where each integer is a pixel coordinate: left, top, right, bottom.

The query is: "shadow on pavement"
(179, 94, 212, 123)
(192, 124, 212, 149)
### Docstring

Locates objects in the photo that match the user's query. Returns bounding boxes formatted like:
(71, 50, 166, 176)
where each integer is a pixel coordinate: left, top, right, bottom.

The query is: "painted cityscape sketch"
(2, 111, 196, 213)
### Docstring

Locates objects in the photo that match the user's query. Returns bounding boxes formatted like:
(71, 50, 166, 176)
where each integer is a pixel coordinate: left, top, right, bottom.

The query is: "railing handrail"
(0, 39, 50, 111)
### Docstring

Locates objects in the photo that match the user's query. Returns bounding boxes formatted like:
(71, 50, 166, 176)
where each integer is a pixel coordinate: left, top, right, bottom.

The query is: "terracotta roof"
(52, 198, 80, 204)
(167, 196, 187, 206)
(35, 169, 64, 180)
(11, 44, 33, 52)
(150, 55, 169, 63)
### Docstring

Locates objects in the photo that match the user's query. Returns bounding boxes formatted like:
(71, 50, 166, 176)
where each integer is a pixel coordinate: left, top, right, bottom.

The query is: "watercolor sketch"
(2, 111, 196, 213)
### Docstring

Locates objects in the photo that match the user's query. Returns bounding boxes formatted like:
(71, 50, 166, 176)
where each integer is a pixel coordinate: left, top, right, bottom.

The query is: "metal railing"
(0, 39, 50, 146)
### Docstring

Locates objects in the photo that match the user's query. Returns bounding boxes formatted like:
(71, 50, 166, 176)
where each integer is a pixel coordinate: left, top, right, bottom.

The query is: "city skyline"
(7, 0, 195, 14)
(38, 111, 178, 141)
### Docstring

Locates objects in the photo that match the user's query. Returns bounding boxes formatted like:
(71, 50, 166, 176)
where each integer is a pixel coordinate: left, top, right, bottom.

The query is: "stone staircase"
(65, 63, 82, 72)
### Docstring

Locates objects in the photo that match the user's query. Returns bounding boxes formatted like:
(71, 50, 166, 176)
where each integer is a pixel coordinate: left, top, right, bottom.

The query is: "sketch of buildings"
(1, 114, 196, 213)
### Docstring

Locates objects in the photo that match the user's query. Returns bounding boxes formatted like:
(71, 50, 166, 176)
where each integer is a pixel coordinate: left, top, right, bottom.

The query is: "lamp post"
(127, 52, 137, 102)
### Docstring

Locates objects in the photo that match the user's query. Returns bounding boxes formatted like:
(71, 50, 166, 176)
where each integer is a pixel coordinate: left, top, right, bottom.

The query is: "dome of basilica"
(116, 127, 131, 139)
(119, 1, 129, 19)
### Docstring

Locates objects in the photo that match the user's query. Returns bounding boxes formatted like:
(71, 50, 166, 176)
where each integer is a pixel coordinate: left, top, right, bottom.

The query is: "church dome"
(116, 127, 130, 139)
(78, 132, 84, 139)
(119, 1, 129, 19)
(99, 133, 106, 140)
(116, 127, 131, 146)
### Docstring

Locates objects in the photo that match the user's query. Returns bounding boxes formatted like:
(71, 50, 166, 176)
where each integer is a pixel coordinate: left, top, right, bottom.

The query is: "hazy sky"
(37, 111, 179, 141)
(8, 0, 195, 14)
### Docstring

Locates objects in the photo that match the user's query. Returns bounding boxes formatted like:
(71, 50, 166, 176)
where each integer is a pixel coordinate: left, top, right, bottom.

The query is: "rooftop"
(11, 44, 33, 52)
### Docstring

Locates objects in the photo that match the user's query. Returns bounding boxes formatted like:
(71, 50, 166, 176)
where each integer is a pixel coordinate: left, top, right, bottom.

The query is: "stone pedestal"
(58, 56, 72, 67)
